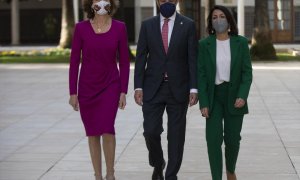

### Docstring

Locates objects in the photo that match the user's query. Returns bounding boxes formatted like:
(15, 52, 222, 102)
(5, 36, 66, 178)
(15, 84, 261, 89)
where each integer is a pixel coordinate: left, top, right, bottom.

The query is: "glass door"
(181, 0, 201, 38)
(269, 0, 293, 42)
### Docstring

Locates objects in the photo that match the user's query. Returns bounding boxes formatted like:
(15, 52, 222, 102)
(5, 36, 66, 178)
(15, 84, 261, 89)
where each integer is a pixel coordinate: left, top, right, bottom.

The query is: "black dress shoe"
(152, 160, 166, 180)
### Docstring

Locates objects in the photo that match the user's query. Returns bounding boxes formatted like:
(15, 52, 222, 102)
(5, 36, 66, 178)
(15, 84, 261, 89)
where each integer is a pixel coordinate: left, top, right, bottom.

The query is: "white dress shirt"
(215, 39, 231, 85)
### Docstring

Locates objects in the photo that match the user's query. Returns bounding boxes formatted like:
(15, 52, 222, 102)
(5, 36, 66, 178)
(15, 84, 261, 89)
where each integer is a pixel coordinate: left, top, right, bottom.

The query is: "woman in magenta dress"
(68, 0, 130, 179)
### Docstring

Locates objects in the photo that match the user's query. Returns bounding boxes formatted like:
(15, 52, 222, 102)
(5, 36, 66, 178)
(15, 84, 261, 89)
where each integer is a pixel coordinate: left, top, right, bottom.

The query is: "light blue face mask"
(212, 18, 229, 33)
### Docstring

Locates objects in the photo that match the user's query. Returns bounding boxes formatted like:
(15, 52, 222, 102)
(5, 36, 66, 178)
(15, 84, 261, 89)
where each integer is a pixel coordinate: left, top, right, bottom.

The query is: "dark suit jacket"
(197, 35, 253, 115)
(134, 13, 198, 103)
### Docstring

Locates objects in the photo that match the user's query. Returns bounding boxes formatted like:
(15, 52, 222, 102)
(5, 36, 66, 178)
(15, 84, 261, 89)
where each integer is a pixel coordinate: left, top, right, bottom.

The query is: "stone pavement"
(0, 62, 300, 180)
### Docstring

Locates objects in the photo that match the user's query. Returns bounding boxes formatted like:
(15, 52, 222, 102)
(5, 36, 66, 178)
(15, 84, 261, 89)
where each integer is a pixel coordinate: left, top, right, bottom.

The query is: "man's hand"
(200, 107, 209, 118)
(234, 98, 245, 108)
(189, 93, 198, 107)
(69, 95, 79, 111)
(134, 90, 143, 106)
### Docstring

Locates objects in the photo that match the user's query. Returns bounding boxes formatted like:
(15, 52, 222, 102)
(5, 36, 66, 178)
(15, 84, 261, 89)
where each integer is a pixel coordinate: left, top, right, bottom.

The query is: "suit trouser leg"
(224, 107, 243, 173)
(206, 82, 244, 180)
(165, 94, 188, 180)
(206, 94, 224, 180)
(142, 83, 167, 168)
(142, 82, 188, 180)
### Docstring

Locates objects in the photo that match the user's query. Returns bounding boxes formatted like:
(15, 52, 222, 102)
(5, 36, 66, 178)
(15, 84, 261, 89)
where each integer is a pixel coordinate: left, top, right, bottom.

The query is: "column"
(176, 2, 180, 14)
(11, 0, 20, 45)
(237, 0, 245, 36)
(153, 0, 157, 16)
(73, 0, 79, 23)
(135, 0, 142, 43)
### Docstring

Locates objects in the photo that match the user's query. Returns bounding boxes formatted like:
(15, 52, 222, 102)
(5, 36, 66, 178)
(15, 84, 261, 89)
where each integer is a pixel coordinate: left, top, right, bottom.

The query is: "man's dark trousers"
(143, 81, 188, 180)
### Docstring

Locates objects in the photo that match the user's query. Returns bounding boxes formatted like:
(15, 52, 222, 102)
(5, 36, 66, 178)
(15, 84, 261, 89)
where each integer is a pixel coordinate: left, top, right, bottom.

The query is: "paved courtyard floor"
(0, 62, 300, 180)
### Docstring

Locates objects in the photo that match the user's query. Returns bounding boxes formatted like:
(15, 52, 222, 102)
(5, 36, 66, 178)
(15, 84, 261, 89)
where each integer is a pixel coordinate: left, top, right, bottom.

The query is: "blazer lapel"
(207, 35, 216, 68)
(154, 15, 166, 56)
(167, 13, 183, 56)
(230, 36, 240, 71)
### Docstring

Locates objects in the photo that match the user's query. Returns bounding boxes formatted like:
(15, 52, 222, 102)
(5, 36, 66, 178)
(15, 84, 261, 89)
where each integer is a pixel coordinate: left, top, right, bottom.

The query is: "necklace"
(97, 24, 102, 33)
(91, 18, 110, 33)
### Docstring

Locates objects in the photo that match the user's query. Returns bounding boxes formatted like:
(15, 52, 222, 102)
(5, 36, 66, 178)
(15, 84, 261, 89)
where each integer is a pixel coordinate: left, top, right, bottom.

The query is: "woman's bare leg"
(226, 171, 237, 180)
(88, 136, 103, 180)
(102, 134, 116, 180)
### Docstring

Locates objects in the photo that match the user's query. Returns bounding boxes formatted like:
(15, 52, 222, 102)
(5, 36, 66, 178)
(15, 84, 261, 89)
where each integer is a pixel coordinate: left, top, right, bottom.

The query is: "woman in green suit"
(197, 5, 252, 180)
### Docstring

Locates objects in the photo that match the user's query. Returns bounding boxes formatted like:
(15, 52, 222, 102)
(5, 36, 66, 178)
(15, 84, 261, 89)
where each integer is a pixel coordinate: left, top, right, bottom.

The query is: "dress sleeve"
(118, 23, 130, 94)
(69, 23, 82, 95)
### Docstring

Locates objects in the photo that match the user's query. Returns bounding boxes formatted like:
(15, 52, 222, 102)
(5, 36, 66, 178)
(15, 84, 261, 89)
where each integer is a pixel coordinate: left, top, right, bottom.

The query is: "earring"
(228, 28, 231, 32)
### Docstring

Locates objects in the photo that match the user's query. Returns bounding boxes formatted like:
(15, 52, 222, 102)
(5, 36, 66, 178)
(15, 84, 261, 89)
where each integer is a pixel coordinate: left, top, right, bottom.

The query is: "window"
(295, 9, 300, 39)
(276, 0, 291, 30)
(268, 0, 292, 30)
(268, 0, 275, 30)
(223, 0, 233, 3)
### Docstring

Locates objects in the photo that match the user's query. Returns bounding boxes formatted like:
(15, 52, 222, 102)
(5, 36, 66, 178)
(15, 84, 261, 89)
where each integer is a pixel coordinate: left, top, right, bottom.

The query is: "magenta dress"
(69, 20, 130, 136)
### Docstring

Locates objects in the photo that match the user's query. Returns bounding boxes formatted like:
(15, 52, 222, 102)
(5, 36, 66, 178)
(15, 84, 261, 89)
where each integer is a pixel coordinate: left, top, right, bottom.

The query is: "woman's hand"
(234, 98, 245, 108)
(69, 95, 79, 111)
(200, 107, 209, 118)
(119, 93, 126, 110)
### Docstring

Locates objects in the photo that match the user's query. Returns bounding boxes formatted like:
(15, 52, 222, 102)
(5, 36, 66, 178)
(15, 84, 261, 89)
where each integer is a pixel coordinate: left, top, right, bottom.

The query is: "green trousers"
(206, 82, 244, 180)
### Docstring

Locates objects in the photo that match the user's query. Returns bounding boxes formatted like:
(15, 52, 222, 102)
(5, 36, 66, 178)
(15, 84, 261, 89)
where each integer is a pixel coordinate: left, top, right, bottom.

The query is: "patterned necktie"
(162, 19, 169, 54)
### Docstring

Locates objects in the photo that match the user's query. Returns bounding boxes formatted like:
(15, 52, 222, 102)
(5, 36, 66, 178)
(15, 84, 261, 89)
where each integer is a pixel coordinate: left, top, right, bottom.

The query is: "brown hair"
(206, 5, 238, 36)
(83, 0, 119, 19)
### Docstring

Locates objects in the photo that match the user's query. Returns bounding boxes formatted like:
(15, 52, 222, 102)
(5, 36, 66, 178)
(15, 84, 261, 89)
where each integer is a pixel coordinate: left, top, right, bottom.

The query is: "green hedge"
(0, 48, 299, 63)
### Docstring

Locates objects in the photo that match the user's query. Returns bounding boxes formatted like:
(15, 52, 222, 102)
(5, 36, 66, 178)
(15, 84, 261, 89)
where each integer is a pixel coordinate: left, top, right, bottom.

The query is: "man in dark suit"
(134, 0, 198, 179)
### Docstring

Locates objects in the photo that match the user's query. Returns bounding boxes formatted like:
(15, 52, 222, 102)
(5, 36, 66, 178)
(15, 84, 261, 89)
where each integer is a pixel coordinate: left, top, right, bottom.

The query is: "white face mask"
(92, 0, 111, 15)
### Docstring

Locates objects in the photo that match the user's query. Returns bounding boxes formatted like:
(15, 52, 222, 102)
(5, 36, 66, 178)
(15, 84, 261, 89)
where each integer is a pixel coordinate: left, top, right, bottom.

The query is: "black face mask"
(160, 2, 176, 18)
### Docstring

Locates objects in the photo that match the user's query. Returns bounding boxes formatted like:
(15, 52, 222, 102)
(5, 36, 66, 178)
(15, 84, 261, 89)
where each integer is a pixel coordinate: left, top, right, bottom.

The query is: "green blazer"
(197, 35, 253, 115)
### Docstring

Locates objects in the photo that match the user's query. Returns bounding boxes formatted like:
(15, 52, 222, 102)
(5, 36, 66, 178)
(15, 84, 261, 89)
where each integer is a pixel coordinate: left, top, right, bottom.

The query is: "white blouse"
(215, 39, 231, 85)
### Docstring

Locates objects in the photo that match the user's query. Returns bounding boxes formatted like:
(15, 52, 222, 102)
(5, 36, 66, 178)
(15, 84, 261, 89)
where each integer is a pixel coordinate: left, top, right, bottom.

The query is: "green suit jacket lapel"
(207, 35, 216, 73)
(230, 36, 240, 73)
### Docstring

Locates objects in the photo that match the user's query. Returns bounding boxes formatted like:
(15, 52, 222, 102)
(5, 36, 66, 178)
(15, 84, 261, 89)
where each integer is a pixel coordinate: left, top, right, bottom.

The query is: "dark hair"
(206, 5, 238, 36)
(83, 0, 119, 19)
